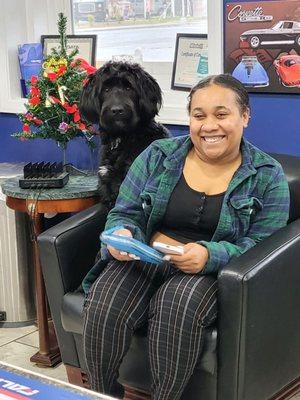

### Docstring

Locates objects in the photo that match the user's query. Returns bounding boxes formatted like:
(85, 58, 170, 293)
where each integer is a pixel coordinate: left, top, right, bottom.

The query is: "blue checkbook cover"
(100, 226, 165, 264)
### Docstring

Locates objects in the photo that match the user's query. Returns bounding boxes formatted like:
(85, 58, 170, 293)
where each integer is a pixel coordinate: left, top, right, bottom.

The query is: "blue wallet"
(100, 226, 165, 264)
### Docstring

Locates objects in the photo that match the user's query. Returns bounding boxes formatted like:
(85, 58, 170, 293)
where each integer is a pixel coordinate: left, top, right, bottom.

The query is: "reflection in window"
(71, 0, 207, 65)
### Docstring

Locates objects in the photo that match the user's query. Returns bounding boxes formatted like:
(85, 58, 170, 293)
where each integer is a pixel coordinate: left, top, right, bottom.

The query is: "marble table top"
(1, 174, 99, 200)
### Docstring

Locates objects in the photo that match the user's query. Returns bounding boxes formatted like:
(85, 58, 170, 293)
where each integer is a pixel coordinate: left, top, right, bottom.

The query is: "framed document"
(41, 35, 97, 66)
(171, 33, 208, 91)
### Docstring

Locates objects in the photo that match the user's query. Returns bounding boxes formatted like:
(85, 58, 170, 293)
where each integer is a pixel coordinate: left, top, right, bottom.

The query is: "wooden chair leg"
(123, 385, 151, 400)
(65, 366, 151, 399)
(269, 377, 300, 400)
(65, 365, 90, 389)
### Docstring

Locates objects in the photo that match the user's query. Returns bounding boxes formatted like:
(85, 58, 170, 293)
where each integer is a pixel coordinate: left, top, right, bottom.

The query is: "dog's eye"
(126, 87, 131, 91)
(105, 88, 110, 92)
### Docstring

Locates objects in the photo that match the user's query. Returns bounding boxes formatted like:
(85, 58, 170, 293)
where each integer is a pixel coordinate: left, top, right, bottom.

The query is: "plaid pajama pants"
(83, 260, 217, 400)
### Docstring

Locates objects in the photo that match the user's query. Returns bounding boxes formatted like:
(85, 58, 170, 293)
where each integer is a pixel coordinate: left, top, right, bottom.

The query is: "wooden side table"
(1, 175, 99, 367)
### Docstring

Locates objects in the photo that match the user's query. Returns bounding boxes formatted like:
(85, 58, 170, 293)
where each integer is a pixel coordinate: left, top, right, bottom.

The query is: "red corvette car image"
(273, 55, 300, 87)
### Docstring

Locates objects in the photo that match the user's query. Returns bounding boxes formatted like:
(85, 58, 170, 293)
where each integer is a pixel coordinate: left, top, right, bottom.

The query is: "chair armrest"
(38, 202, 107, 293)
(37, 202, 107, 366)
(217, 219, 300, 400)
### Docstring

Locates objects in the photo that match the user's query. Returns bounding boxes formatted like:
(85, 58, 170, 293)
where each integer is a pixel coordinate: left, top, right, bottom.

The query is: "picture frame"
(41, 35, 97, 66)
(171, 33, 208, 91)
(224, 0, 300, 94)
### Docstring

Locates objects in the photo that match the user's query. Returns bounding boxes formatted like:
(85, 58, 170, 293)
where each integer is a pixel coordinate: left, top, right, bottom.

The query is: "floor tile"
(16, 330, 39, 348)
(0, 341, 68, 382)
(1, 326, 300, 398)
(0, 325, 37, 346)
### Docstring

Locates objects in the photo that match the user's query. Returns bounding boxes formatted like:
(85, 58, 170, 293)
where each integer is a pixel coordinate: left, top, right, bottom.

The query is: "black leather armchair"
(38, 153, 300, 400)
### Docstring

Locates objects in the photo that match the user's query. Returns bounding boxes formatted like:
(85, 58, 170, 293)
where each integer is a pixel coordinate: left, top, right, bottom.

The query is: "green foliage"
(13, 12, 97, 149)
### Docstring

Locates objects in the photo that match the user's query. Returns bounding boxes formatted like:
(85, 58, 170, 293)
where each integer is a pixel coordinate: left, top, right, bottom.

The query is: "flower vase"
(57, 141, 68, 169)
(88, 146, 99, 175)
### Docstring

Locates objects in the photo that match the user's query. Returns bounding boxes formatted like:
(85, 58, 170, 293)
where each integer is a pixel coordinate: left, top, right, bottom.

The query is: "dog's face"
(98, 74, 140, 135)
(79, 61, 162, 138)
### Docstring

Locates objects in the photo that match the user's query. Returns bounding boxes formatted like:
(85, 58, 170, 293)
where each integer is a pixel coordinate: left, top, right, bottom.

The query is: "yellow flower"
(43, 57, 68, 73)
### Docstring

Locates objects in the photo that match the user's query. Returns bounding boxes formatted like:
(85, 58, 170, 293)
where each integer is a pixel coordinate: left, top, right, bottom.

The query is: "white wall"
(0, 0, 72, 113)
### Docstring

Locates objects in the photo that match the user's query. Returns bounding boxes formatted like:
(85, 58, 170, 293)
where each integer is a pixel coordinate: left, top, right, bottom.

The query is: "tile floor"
(0, 325, 300, 399)
(0, 324, 68, 382)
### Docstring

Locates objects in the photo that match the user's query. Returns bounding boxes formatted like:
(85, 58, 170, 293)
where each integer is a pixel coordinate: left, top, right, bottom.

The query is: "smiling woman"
(82, 73, 290, 399)
(188, 77, 249, 170)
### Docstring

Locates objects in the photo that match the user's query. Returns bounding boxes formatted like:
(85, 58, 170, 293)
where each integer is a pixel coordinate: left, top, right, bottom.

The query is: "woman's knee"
(84, 261, 152, 330)
(149, 275, 217, 325)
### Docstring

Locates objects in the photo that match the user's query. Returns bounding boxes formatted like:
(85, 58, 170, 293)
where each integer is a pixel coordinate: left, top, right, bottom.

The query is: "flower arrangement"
(13, 13, 97, 150)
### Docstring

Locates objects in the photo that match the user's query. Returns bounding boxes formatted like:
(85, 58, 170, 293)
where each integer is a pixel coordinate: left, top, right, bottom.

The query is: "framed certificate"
(41, 35, 97, 66)
(171, 33, 208, 91)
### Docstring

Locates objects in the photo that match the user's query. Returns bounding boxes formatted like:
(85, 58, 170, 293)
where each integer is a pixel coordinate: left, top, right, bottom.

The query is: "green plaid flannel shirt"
(82, 135, 290, 292)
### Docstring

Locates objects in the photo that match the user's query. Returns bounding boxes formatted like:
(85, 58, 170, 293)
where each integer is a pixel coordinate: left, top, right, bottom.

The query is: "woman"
(83, 74, 290, 399)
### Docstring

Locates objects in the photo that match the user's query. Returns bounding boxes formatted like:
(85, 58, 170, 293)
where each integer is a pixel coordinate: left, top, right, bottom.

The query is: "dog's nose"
(111, 106, 124, 115)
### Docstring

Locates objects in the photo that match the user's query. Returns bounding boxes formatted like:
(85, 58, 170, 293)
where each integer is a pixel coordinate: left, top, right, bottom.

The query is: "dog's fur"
(80, 61, 169, 210)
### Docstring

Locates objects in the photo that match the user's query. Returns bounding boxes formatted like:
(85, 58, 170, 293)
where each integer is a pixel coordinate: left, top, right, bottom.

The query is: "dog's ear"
(137, 69, 162, 121)
(79, 73, 100, 123)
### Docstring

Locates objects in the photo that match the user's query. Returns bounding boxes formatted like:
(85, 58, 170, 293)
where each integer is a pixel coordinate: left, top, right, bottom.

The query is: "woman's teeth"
(202, 136, 224, 143)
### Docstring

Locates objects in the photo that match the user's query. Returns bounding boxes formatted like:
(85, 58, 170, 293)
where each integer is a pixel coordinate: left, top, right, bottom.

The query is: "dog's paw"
(98, 165, 115, 177)
(98, 166, 109, 176)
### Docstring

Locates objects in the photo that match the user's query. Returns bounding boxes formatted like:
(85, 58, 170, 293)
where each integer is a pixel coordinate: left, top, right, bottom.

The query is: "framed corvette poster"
(224, 0, 300, 93)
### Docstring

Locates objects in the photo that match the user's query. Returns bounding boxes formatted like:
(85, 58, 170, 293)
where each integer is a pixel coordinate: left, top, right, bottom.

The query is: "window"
(72, 0, 207, 64)
(71, 0, 212, 124)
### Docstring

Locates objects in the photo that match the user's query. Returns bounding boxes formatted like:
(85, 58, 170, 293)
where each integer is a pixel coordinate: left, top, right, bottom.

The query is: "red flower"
(64, 103, 78, 114)
(73, 111, 81, 123)
(31, 76, 38, 86)
(23, 124, 30, 133)
(57, 65, 67, 76)
(33, 118, 43, 126)
(71, 58, 97, 75)
(25, 113, 33, 121)
(78, 122, 86, 130)
(50, 96, 61, 104)
(24, 113, 42, 125)
(83, 64, 97, 75)
(47, 72, 57, 82)
(30, 87, 41, 97)
(29, 97, 41, 105)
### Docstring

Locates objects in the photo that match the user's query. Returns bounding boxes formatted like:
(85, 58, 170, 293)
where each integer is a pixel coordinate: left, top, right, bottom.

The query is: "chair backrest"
(271, 153, 300, 222)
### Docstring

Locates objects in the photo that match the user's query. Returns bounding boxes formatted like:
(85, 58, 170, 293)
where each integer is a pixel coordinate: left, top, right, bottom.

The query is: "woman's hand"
(168, 243, 209, 274)
(107, 228, 140, 262)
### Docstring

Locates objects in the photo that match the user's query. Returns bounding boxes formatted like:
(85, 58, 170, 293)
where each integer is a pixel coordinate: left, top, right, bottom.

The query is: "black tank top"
(159, 174, 225, 244)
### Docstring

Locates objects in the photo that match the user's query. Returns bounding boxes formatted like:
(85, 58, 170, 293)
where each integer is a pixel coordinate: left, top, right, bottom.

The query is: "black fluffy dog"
(80, 61, 169, 210)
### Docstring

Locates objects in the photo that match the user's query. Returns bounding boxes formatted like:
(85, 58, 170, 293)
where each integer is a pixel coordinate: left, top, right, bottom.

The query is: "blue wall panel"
(0, 114, 189, 167)
(245, 93, 300, 155)
(0, 105, 299, 167)
(0, 113, 100, 169)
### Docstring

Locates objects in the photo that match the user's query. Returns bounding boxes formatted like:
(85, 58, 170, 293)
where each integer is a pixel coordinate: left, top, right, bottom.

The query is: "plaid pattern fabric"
(83, 260, 217, 398)
(105, 135, 290, 274)
(83, 135, 290, 292)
